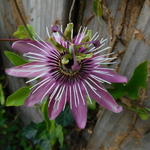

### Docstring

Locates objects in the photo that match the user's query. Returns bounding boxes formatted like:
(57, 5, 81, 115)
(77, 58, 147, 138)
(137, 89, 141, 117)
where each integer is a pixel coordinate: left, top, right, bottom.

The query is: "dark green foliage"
(0, 106, 33, 150)
(0, 105, 64, 150)
(56, 105, 74, 127)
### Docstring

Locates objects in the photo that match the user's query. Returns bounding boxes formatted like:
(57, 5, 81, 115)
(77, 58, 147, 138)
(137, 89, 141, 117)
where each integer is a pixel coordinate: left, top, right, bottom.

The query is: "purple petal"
(69, 84, 87, 129)
(51, 25, 59, 32)
(12, 40, 52, 54)
(52, 33, 68, 48)
(48, 88, 66, 119)
(85, 79, 123, 113)
(25, 80, 55, 106)
(93, 68, 127, 83)
(5, 62, 48, 78)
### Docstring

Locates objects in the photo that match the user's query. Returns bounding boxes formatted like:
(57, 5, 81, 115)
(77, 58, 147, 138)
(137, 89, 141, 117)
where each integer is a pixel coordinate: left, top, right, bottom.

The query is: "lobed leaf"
(125, 61, 148, 99)
(109, 61, 149, 100)
(13, 24, 35, 39)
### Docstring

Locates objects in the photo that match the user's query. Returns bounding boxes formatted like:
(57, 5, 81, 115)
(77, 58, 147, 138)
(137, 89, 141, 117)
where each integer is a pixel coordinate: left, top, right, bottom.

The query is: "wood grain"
(84, 0, 150, 149)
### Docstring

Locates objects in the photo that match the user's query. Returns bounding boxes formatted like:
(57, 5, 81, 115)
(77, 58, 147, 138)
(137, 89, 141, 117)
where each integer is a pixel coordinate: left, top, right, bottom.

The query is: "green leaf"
(4, 51, 28, 66)
(125, 61, 148, 99)
(64, 23, 74, 40)
(56, 125, 64, 147)
(139, 112, 150, 120)
(6, 86, 30, 106)
(109, 61, 149, 100)
(93, 0, 103, 17)
(130, 107, 150, 120)
(13, 24, 35, 39)
(41, 99, 51, 129)
(108, 83, 126, 99)
(0, 84, 5, 105)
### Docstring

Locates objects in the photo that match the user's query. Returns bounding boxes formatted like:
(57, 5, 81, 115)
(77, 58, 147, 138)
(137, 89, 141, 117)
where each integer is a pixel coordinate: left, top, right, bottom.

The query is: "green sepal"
(13, 24, 35, 39)
(64, 23, 74, 40)
(76, 52, 93, 61)
(81, 30, 92, 43)
(48, 37, 68, 53)
(4, 51, 28, 66)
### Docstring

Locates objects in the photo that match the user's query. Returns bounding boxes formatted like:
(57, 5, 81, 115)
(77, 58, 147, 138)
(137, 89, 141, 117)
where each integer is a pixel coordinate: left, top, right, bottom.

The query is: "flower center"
(59, 56, 81, 76)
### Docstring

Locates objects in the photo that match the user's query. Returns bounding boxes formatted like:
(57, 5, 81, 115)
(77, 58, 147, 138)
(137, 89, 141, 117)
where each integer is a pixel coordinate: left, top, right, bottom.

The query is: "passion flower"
(6, 23, 127, 128)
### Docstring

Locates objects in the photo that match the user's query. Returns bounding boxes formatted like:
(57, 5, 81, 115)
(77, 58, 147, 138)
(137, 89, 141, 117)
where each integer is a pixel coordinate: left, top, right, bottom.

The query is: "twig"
(14, 0, 33, 39)
(69, 0, 76, 22)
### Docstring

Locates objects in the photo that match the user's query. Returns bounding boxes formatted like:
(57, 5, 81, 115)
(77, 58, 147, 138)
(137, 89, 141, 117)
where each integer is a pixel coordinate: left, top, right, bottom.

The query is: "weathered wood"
(83, 0, 150, 149)
(0, 0, 69, 124)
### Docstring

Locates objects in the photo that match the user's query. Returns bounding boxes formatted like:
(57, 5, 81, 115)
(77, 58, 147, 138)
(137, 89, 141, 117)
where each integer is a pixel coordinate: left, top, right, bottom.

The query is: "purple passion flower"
(6, 23, 127, 129)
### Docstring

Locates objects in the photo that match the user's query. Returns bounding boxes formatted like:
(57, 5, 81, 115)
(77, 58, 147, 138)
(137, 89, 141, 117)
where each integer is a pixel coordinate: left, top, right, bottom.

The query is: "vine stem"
(0, 38, 19, 42)
(69, 0, 76, 22)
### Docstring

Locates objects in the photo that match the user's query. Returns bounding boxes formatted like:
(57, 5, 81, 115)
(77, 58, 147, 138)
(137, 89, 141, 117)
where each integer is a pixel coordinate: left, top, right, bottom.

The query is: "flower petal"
(12, 40, 52, 54)
(69, 83, 87, 129)
(5, 62, 48, 78)
(52, 33, 68, 48)
(25, 80, 55, 106)
(93, 68, 127, 83)
(48, 86, 66, 119)
(85, 79, 123, 113)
